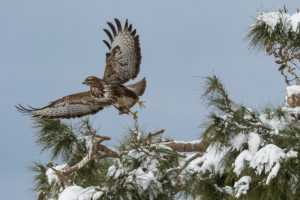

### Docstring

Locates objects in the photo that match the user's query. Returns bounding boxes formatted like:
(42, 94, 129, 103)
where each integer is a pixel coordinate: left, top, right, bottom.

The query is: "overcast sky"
(1, 0, 299, 199)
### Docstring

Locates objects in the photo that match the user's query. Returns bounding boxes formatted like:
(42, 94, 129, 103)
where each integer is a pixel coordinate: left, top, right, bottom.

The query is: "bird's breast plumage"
(91, 84, 118, 104)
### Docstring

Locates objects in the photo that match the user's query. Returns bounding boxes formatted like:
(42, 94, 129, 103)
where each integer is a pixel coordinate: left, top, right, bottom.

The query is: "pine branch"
(245, 121, 273, 132)
(167, 152, 203, 176)
(60, 135, 118, 176)
(29, 162, 50, 193)
(46, 163, 71, 187)
(202, 75, 233, 113)
(248, 7, 300, 85)
(33, 118, 77, 161)
(168, 153, 205, 198)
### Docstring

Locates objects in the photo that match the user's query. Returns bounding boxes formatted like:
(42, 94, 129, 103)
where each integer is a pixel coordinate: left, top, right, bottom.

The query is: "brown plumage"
(114, 78, 146, 115)
(16, 19, 145, 119)
(103, 18, 141, 84)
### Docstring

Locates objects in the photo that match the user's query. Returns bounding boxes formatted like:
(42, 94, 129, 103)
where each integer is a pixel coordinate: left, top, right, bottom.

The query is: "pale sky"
(1, 0, 299, 199)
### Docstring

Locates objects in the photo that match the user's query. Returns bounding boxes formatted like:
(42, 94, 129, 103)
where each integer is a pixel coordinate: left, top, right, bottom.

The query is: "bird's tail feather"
(126, 77, 146, 96)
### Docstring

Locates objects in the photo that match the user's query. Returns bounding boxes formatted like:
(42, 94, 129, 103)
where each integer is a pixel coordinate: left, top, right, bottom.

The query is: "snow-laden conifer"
(28, 6, 300, 200)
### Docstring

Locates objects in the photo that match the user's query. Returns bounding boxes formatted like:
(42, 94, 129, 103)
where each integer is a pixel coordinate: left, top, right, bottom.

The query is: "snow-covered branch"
(60, 135, 118, 176)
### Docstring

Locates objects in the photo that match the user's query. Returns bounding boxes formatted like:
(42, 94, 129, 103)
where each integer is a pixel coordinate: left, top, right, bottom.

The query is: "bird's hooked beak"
(82, 79, 90, 85)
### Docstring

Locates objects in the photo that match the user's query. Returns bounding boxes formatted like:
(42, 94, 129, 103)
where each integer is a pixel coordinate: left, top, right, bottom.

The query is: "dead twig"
(147, 129, 165, 140)
(165, 136, 211, 152)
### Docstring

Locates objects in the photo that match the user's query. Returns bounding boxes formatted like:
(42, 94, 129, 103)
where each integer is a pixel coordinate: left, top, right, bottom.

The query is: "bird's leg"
(137, 100, 145, 109)
(130, 111, 138, 120)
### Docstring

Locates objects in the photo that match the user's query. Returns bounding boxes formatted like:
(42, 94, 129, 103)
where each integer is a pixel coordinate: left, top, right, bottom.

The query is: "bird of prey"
(16, 18, 145, 120)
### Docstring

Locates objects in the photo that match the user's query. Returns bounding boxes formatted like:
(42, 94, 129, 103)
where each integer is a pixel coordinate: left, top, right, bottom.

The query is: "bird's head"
(82, 76, 101, 86)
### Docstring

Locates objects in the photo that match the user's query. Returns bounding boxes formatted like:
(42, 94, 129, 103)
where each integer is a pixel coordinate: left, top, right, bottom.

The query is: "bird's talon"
(130, 111, 138, 120)
(137, 101, 145, 108)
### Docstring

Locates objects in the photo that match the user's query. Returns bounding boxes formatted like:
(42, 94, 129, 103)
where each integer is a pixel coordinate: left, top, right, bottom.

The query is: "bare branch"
(147, 129, 165, 139)
(165, 136, 210, 153)
(56, 135, 119, 176)
(97, 143, 119, 157)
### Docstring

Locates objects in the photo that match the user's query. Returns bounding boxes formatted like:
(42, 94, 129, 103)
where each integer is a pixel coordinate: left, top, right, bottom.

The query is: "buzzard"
(16, 18, 145, 120)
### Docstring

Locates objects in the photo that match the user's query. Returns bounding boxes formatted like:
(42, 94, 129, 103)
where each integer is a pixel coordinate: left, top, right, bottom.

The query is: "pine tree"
(26, 6, 300, 200)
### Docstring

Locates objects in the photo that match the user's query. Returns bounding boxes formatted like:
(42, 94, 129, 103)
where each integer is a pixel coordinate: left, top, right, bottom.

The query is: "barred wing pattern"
(16, 92, 105, 119)
(103, 18, 141, 84)
(16, 19, 145, 120)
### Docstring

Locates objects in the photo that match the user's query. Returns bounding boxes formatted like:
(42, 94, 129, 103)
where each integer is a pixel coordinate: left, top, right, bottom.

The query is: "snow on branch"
(234, 176, 251, 198)
(46, 134, 119, 189)
(61, 135, 118, 175)
(167, 152, 203, 177)
(254, 10, 300, 34)
(249, 7, 300, 85)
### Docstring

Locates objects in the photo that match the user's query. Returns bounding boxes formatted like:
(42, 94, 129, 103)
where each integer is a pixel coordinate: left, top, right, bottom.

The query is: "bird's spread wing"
(16, 92, 105, 119)
(102, 18, 141, 84)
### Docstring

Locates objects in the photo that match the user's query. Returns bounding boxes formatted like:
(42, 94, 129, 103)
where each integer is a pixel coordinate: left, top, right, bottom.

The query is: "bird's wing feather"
(102, 18, 141, 84)
(16, 92, 106, 119)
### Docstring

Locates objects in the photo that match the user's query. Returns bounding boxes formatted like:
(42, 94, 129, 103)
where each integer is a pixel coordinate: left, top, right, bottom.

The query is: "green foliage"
(201, 76, 265, 145)
(248, 8, 300, 85)
(73, 159, 112, 188)
(103, 127, 180, 200)
(31, 118, 113, 194)
(30, 120, 183, 200)
(27, 8, 300, 198)
(188, 73, 300, 199)
(33, 118, 77, 161)
(248, 10, 300, 51)
(183, 168, 231, 200)
(29, 162, 50, 193)
(29, 162, 59, 200)
(29, 73, 300, 200)
(202, 75, 232, 113)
